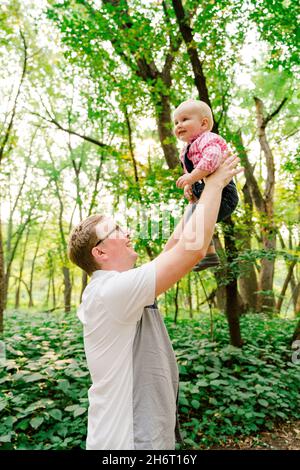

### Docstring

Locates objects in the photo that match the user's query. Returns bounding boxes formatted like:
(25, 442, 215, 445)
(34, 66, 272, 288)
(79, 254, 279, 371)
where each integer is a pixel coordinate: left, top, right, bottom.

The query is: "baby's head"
(173, 99, 213, 143)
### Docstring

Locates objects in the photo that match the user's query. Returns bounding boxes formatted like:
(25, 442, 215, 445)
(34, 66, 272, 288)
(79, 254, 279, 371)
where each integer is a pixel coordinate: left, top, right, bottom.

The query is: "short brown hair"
(68, 214, 104, 276)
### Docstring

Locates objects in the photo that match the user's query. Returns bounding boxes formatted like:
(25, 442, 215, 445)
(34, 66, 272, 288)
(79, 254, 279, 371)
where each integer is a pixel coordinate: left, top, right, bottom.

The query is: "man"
(68, 155, 241, 450)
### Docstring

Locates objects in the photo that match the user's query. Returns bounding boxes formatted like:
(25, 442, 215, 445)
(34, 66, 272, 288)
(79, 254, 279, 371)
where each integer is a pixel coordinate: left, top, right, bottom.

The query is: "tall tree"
(170, 0, 246, 343)
(48, 0, 184, 168)
(0, 24, 28, 333)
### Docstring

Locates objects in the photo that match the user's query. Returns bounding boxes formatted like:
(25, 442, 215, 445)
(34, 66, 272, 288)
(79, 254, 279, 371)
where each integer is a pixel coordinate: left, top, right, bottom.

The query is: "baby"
(173, 99, 239, 271)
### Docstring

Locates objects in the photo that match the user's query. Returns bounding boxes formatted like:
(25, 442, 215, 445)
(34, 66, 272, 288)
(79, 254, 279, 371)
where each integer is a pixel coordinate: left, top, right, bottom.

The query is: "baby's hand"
(176, 174, 191, 188)
(183, 184, 194, 202)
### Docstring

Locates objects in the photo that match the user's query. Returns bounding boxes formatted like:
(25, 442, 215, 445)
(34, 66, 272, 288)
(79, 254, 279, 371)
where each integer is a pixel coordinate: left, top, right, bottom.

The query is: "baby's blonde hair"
(176, 99, 214, 131)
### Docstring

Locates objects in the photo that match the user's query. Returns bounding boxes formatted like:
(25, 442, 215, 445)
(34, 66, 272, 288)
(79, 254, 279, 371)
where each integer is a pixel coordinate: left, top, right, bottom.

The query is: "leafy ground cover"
(0, 310, 299, 449)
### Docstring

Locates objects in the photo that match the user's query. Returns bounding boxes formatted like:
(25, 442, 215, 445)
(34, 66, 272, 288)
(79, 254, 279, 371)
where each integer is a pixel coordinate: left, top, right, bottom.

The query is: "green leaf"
(73, 407, 86, 418)
(191, 399, 200, 410)
(0, 399, 7, 412)
(3, 416, 14, 428)
(258, 399, 269, 407)
(48, 409, 62, 421)
(179, 397, 189, 406)
(0, 434, 11, 443)
(208, 372, 220, 380)
(196, 380, 209, 387)
(23, 373, 44, 383)
(16, 419, 30, 431)
(30, 416, 44, 429)
(65, 405, 77, 412)
(179, 365, 188, 375)
(57, 379, 70, 394)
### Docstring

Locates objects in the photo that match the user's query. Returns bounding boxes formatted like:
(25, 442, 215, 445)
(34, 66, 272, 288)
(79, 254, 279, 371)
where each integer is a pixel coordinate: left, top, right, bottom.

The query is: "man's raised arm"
(154, 156, 241, 297)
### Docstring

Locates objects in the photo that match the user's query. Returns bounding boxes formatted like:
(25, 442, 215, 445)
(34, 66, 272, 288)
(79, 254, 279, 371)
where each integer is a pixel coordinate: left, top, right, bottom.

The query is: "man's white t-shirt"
(78, 261, 178, 450)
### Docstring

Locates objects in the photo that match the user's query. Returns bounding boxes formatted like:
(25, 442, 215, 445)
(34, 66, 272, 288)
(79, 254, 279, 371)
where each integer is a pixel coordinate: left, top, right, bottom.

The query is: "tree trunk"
(0, 218, 5, 335)
(28, 225, 44, 308)
(164, 292, 168, 316)
(291, 317, 300, 343)
(51, 270, 56, 309)
(171, 0, 244, 325)
(290, 277, 300, 315)
(235, 110, 281, 314)
(99, 0, 180, 169)
(253, 97, 286, 312)
(213, 234, 227, 312)
(155, 94, 179, 169)
(15, 227, 30, 309)
(195, 275, 200, 312)
(187, 273, 193, 318)
(225, 280, 243, 347)
(259, 229, 276, 312)
(15, 279, 21, 309)
(295, 286, 300, 316)
(276, 259, 297, 314)
(223, 217, 243, 347)
(63, 266, 72, 313)
(237, 181, 258, 311)
(0, 31, 27, 164)
(80, 271, 88, 303)
(171, 0, 218, 131)
(46, 275, 51, 308)
(278, 229, 299, 315)
(174, 282, 179, 323)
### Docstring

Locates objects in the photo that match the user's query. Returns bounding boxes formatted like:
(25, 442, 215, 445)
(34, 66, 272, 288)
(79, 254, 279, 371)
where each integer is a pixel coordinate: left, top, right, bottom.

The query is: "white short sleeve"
(102, 261, 156, 324)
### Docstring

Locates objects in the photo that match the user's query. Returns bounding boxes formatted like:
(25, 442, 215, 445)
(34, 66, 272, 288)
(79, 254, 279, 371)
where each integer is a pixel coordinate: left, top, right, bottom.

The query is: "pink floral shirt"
(180, 131, 228, 174)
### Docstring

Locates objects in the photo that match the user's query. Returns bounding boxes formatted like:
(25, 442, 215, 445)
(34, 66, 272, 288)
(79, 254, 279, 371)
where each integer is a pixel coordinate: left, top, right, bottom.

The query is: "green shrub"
(0, 311, 299, 449)
(0, 311, 89, 450)
(166, 315, 300, 448)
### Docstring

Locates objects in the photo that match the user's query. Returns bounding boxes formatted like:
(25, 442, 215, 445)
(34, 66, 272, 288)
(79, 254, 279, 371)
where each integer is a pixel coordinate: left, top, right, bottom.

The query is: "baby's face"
(174, 104, 205, 143)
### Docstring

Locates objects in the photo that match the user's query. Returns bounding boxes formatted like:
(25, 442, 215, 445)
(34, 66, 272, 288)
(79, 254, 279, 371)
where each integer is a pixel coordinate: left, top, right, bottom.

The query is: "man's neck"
(100, 261, 135, 272)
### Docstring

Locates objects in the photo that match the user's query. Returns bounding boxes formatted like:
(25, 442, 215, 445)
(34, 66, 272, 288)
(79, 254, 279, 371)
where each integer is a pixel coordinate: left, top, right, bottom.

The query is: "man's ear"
(91, 246, 107, 264)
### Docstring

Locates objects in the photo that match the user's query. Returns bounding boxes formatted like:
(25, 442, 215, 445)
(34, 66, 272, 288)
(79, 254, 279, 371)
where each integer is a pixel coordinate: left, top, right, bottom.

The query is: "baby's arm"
(188, 168, 210, 184)
(177, 140, 223, 188)
(176, 168, 209, 188)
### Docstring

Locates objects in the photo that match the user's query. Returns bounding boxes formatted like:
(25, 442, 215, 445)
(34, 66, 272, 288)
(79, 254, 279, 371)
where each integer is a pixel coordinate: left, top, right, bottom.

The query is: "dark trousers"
(186, 180, 239, 223)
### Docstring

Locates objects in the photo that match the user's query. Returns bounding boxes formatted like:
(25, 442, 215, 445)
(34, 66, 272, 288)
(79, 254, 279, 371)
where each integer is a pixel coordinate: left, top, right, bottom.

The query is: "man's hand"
(176, 174, 192, 188)
(205, 153, 243, 190)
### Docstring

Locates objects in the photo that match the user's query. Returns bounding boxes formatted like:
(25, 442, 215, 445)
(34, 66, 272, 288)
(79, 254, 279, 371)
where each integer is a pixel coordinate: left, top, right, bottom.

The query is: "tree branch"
(31, 110, 111, 149)
(0, 30, 27, 165)
(265, 97, 288, 126)
(236, 130, 265, 212)
(171, 0, 217, 132)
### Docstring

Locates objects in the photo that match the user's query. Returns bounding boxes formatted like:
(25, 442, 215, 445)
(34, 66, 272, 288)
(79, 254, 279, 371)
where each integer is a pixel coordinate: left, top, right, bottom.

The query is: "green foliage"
(249, 0, 300, 70)
(0, 310, 299, 449)
(0, 311, 89, 449)
(166, 315, 300, 448)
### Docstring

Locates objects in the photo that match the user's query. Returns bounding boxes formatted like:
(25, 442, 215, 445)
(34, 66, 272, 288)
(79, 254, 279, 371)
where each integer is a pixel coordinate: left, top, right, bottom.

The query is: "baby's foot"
(192, 253, 220, 272)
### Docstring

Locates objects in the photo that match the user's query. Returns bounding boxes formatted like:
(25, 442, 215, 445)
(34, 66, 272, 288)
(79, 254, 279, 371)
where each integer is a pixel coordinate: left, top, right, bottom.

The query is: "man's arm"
(155, 155, 241, 296)
(155, 182, 221, 296)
